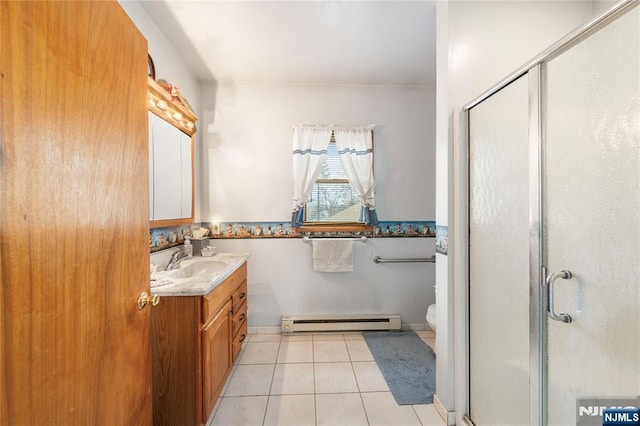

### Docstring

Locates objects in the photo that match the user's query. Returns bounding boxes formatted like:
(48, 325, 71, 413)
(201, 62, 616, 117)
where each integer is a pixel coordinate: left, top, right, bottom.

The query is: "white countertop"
(150, 252, 250, 296)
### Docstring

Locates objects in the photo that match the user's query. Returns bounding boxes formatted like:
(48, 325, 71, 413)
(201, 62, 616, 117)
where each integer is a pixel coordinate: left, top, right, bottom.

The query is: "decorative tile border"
(373, 221, 435, 238)
(207, 222, 299, 238)
(435, 225, 448, 255)
(150, 224, 202, 253)
(203, 221, 435, 239)
(151, 220, 436, 252)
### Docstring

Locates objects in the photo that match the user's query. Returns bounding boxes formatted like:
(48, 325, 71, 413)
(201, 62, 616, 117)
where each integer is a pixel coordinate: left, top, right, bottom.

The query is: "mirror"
(147, 77, 198, 228)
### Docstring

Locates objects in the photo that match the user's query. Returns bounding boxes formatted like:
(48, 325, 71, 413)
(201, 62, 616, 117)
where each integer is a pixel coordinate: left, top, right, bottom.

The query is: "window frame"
(297, 131, 374, 232)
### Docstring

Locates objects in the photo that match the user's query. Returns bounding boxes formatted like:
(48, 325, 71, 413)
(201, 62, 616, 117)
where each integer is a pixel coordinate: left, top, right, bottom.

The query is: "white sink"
(150, 252, 249, 295)
(167, 259, 227, 280)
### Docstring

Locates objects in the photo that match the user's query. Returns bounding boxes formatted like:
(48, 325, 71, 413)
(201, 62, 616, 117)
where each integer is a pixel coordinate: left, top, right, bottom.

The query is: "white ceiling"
(140, 1, 437, 87)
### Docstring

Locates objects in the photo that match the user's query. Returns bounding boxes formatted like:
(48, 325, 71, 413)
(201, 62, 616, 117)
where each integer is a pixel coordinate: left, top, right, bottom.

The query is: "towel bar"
(302, 236, 367, 244)
(373, 256, 435, 264)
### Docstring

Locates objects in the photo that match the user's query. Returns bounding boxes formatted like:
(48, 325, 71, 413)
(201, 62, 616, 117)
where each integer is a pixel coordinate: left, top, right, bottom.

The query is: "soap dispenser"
(184, 237, 193, 258)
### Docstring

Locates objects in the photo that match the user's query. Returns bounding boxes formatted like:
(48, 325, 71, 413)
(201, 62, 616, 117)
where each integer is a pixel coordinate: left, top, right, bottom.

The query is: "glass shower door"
(469, 75, 531, 426)
(542, 6, 640, 425)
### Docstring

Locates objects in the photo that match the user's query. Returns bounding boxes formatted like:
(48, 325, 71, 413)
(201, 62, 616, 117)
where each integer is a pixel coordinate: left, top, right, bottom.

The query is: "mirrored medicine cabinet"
(147, 77, 198, 228)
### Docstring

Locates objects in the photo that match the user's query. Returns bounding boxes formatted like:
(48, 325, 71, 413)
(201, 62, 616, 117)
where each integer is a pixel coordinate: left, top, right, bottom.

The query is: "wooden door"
(0, 2, 151, 424)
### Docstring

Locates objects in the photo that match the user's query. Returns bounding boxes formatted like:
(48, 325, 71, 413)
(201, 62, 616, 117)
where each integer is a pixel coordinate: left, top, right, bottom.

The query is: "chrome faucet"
(165, 248, 190, 270)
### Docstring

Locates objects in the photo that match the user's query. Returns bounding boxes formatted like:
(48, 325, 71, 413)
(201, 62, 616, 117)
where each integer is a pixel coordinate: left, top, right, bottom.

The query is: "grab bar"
(302, 236, 367, 244)
(373, 256, 435, 264)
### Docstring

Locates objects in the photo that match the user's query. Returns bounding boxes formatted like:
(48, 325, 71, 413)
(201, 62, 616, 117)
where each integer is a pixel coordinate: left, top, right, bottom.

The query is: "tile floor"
(208, 330, 444, 426)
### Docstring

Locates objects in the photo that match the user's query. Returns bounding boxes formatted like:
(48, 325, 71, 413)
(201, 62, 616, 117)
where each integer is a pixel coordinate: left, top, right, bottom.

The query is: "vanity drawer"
(201, 285, 228, 325)
(228, 262, 247, 293)
(232, 321, 248, 363)
(232, 301, 248, 337)
(231, 280, 247, 314)
(201, 263, 247, 324)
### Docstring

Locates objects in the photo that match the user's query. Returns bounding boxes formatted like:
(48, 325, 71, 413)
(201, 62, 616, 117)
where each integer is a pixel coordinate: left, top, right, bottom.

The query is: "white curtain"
(291, 125, 333, 226)
(334, 125, 378, 225)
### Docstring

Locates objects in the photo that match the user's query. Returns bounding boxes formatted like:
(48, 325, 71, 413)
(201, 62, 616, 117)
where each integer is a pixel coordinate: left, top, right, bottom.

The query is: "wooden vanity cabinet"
(151, 262, 248, 426)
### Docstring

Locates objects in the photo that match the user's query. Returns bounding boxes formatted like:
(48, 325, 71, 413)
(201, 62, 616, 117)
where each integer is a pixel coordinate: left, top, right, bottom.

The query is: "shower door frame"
(462, 64, 543, 426)
(457, 1, 639, 425)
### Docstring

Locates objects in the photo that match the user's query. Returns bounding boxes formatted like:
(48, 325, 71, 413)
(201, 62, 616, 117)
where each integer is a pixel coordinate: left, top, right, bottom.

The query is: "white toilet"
(426, 304, 436, 332)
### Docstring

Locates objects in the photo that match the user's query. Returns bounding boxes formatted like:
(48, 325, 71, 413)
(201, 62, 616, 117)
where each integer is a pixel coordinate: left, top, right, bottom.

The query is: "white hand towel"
(312, 240, 354, 272)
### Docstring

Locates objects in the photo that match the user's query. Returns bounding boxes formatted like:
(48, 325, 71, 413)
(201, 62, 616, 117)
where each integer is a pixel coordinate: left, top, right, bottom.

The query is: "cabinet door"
(202, 300, 232, 420)
(149, 112, 155, 221)
(150, 112, 183, 220)
(179, 129, 193, 218)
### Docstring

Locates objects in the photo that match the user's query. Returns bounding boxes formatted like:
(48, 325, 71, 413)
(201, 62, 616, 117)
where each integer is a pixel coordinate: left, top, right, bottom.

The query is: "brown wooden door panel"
(202, 301, 232, 420)
(0, 1, 151, 425)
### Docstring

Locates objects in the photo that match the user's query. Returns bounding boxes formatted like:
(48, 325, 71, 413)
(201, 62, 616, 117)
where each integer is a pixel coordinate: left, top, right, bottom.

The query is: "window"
(305, 138, 362, 224)
(291, 125, 377, 229)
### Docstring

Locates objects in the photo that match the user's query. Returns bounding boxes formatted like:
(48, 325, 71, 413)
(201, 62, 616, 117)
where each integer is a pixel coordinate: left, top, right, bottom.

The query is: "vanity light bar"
(147, 77, 198, 136)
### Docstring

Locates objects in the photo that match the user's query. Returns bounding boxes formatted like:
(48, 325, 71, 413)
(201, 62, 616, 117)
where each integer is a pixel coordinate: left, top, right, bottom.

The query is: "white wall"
(201, 83, 435, 223)
(118, 0, 203, 220)
(201, 82, 437, 327)
(211, 238, 435, 327)
(119, 0, 200, 105)
(435, 1, 595, 424)
(593, 0, 620, 14)
(448, 0, 595, 108)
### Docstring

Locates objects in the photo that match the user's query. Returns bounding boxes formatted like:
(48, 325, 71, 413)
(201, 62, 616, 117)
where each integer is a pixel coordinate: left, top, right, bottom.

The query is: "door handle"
(137, 292, 160, 310)
(545, 270, 573, 323)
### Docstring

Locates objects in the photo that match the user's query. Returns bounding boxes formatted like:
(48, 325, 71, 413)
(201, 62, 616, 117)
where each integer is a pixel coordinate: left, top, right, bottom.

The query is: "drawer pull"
(238, 313, 246, 322)
(239, 334, 247, 343)
(239, 292, 246, 300)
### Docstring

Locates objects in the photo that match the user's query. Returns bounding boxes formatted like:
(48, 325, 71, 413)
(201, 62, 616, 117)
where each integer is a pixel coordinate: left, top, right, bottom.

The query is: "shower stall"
(461, 1, 639, 425)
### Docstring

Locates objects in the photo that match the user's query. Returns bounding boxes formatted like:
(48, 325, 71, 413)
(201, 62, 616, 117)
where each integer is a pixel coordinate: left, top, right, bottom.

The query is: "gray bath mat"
(363, 331, 436, 405)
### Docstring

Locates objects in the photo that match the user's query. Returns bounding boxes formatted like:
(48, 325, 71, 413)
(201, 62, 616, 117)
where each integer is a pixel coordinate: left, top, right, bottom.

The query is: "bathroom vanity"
(150, 256, 248, 425)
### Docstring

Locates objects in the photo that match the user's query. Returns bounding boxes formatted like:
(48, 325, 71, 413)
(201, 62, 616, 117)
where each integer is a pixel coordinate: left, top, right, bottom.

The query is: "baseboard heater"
(281, 314, 401, 334)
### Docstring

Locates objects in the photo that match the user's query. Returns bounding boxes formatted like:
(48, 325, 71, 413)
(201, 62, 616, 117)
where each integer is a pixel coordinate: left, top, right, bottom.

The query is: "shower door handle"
(545, 270, 573, 323)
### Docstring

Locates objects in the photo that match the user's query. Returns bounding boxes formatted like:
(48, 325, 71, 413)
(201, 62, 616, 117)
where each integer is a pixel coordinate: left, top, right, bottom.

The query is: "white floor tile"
(314, 362, 359, 394)
(207, 396, 223, 425)
(212, 331, 442, 426)
(346, 339, 375, 362)
(344, 334, 365, 340)
(277, 341, 314, 363)
(361, 392, 422, 426)
(210, 396, 268, 426)
(352, 361, 389, 392)
(263, 394, 315, 426)
(270, 363, 315, 395)
(316, 393, 369, 426)
(248, 333, 282, 343)
(413, 404, 446, 426)
(312, 333, 346, 341)
(224, 364, 275, 397)
(237, 342, 280, 365)
(281, 334, 313, 342)
(220, 364, 238, 396)
(257, 326, 282, 334)
(415, 330, 436, 338)
(314, 340, 350, 362)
